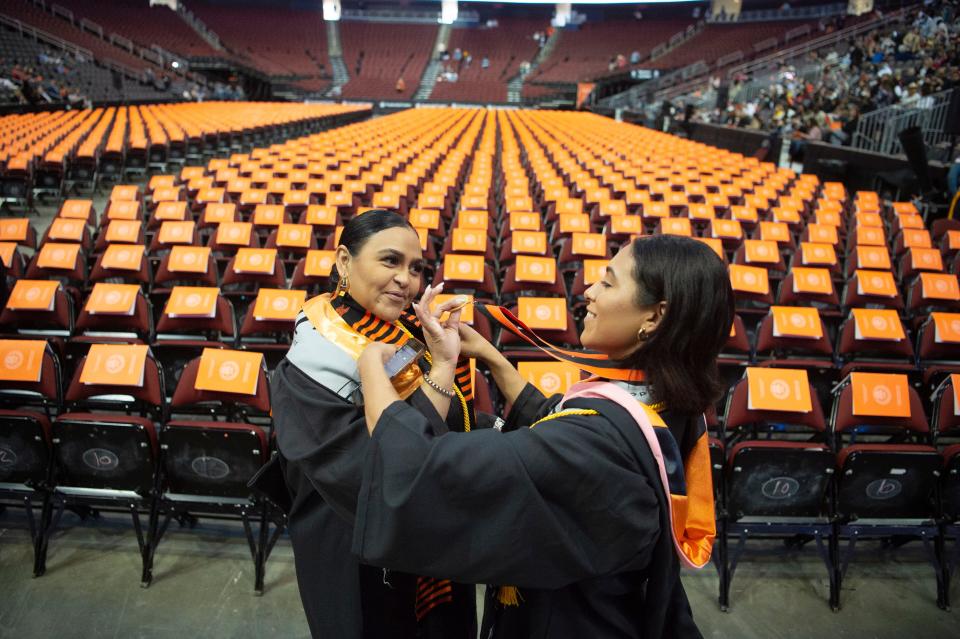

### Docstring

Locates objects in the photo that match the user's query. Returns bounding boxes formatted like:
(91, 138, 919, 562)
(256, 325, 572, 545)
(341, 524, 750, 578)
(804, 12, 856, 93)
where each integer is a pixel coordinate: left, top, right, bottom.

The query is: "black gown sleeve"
(502, 382, 561, 432)
(352, 399, 661, 589)
(272, 359, 450, 523)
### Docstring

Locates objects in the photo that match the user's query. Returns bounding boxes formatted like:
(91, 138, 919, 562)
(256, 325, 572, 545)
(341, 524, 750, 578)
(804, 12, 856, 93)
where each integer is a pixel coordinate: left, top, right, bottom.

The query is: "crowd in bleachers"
(691, 2, 959, 159)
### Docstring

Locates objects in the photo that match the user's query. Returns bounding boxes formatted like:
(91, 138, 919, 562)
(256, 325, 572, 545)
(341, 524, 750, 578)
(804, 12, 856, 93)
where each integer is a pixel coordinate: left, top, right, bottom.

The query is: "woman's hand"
(459, 322, 496, 362)
(358, 341, 398, 373)
(412, 283, 464, 368)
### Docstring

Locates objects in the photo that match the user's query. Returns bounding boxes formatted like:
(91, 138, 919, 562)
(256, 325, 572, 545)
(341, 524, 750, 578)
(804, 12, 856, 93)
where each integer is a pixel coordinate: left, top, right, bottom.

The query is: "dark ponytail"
(328, 209, 414, 291)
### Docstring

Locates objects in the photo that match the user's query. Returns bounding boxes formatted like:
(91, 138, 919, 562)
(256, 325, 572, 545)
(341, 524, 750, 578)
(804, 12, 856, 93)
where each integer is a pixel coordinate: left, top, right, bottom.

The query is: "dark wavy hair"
(328, 209, 415, 290)
(621, 234, 735, 415)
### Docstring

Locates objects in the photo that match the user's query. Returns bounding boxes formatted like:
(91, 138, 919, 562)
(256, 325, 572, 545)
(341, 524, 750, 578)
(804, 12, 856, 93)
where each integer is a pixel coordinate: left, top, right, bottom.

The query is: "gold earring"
(334, 274, 349, 297)
(637, 328, 647, 341)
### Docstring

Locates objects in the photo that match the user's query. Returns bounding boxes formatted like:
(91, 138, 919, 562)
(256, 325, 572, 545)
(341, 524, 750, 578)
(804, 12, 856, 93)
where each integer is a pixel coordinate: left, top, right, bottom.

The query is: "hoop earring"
(637, 327, 647, 341)
(334, 275, 349, 297)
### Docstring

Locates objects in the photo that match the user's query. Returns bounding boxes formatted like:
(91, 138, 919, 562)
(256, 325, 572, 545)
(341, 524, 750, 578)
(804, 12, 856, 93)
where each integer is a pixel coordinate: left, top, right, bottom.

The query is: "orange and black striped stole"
(478, 304, 645, 382)
(415, 576, 454, 621)
(332, 294, 469, 621)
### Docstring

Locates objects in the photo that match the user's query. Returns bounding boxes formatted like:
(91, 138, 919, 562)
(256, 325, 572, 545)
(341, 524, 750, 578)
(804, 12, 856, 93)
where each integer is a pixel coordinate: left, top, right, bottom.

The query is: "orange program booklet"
(0, 339, 46, 382)
(79, 343, 149, 387)
(253, 288, 307, 321)
(850, 372, 910, 418)
(164, 286, 218, 318)
(100, 244, 145, 271)
(443, 254, 484, 283)
(517, 297, 567, 331)
(746, 367, 813, 413)
(515, 255, 556, 283)
(85, 283, 139, 316)
(6, 280, 60, 311)
(518, 360, 583, 396)
(194, 347, 263, 396)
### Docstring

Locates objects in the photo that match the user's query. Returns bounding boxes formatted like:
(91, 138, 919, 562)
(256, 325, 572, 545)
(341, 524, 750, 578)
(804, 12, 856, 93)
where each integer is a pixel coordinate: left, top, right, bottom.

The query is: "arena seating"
(339, 22, 437, 100)
(186, 1, 328, 79)
(51, 0, 222, 59)
(530, 18, 694, 83)
(430, 19, 545, 103)
(1, 0, 166, 74)
(0, 106, 956, 609)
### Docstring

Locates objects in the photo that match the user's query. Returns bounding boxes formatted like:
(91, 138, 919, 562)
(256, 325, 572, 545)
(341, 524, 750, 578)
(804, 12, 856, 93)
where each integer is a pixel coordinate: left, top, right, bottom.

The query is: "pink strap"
(562, 381, 704, 569)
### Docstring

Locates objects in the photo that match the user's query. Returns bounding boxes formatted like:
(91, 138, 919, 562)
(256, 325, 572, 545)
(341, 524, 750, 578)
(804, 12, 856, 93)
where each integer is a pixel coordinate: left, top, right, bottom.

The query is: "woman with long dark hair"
(353, 234, 734, 638)
(270, 210, 476, 638)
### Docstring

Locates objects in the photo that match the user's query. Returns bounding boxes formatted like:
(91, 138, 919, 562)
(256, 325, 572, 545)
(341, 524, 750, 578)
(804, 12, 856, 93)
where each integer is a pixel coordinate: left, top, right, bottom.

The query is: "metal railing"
(851, 88, 956, 156)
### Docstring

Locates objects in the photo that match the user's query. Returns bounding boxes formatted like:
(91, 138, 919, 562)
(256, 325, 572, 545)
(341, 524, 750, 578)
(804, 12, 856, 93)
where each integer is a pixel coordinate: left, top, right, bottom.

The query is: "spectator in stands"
(395, 77, 406, 94)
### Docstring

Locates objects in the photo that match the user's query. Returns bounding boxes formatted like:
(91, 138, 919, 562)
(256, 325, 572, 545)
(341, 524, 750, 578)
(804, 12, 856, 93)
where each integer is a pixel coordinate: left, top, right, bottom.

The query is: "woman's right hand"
(458, 323, 495, 361)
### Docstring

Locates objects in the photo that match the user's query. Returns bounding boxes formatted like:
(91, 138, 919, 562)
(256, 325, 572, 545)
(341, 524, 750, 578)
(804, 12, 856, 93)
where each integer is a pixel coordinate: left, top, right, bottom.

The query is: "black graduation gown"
(352, 383, 705, 639)
(271, 358, 477, 639)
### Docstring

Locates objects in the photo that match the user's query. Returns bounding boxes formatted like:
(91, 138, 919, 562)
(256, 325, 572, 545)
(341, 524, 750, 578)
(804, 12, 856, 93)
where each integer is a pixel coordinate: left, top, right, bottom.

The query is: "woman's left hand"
(412, 283, 465, 367)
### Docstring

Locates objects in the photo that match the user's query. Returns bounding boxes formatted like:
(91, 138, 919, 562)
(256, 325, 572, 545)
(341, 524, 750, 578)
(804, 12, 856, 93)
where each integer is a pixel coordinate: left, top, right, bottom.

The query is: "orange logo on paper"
(759, 221, 789, 243)
(920, 273, 960, 301)
(744, 239, 779, 264)
(0, 218, 29, 242)
(852, 308, 905, 341)
(688, 203, 715, 220)
(6, 280, 59, 311)
(856, 270, 898, 297)
(807, 224, 838, 245)
(101, 244, 145, 271)
(452, 228, 488, 253)
(110, 185, 139, 202)
(729, 264, 769, 295)
(856, 246, 891, 270)
(444, 253, 484, 282)
(850, 372, 910, 418)
(558, 213, 590, 233)
(815, 210, 841, 227)
(712, 219, 742, 239)
(254, 205, 285, 226)
(910, 248, 943, 271)
(48, 218, 85, 241)
(583, 259, 609, 285)
(164, 286, 218, 318)
(85, 283, 139, 315)
(194, 348, 263, 396)
(599, 200, 627, 217)
(661, 218, 692, 237)
(305, 205, 337, 226)
(158, 221, 195, 245)
(572, 232, 606, 256)
(773, 207, 801, 224)
(216, 222, 253, 246)
(855, 226, 885, 246)
(856, 212, 883, 228)
(168, 246, 211, 273)
(898, 214, 923, 230)
(253, 288, 307, 321)
(771, 306, 823, 339)
(510, 212, 541, 231)
(233, 248, 277, 274)
(458, 211, 489, 230)
(196, 187, 225, 203)
(644, 202, 668, 218)
(79, 343, 148, 387)
(154, 201, 187, 221)
(518, 361, 582, 396)
(409, 209, 440, 230)
(515, 255, 556, 283)
(730, 206, 758, 223)
(60, 199, 92, 220)
(518, 297, 567, 331)
(799, 242, 837, 266)
(746, 367, 812, 413)
(610, 215, 642, 235)
(902, 229, 932, 249)
(512, 231, 547, 255)
(0, 339, 46, 382)
(931, 312, 960, 343)
(105, 220, 141, 244)
(37, 242, 80, 270)
(153, 187, 182, 203)
(556, 199, 584, 215)
(277, 223, 312, 248)
(791, 267, 833, 295)
(304, 249, 335, 277)
(204, 203, 236, 224)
